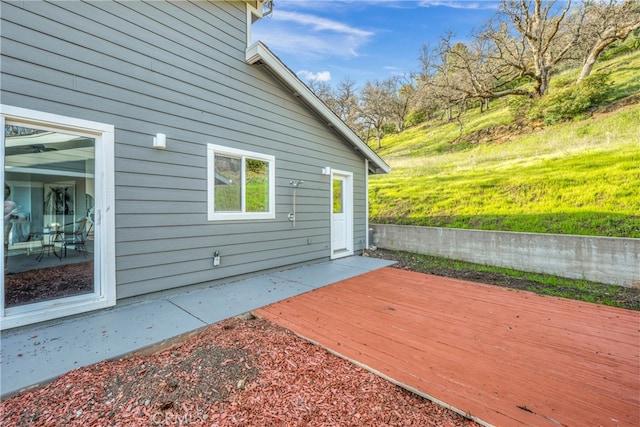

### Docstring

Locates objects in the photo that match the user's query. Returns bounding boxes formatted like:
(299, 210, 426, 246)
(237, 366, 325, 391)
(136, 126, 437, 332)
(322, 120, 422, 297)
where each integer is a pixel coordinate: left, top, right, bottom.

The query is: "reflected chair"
(34, 230, 59, 262)
(55, 217, 88, 259)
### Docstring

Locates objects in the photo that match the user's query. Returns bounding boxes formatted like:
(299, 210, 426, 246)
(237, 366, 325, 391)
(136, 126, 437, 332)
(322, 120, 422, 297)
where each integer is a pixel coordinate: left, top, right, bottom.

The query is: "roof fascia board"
(246, 2, 261, 47)
(245, 42, 390, 174)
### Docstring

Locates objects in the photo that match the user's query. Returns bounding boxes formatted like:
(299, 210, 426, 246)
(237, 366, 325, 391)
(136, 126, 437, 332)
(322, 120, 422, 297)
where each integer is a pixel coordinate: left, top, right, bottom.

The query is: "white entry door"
(330, 170, 353, 259)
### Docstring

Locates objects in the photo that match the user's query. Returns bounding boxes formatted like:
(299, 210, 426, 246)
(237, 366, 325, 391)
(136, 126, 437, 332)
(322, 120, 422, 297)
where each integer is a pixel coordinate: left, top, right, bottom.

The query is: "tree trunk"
(481, 98, 490, 113)
(577, 34, 616, 83)
(577, 50, 600, 83)
(534, 67, 550, 98)
(376, 126, 382, 150)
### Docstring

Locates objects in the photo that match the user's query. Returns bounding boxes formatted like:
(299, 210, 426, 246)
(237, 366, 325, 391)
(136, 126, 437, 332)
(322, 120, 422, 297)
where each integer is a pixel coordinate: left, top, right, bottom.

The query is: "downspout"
(365, 159, 370, 250)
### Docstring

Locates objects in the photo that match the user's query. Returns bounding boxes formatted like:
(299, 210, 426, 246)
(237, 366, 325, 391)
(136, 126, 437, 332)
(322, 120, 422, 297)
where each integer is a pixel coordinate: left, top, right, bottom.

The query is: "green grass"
(369, 52, 640, 238)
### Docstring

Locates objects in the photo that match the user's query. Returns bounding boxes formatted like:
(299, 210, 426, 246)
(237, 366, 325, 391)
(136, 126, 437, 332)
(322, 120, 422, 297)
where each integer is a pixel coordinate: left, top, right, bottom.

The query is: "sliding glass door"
(4, 125, 95, 307)
(1, 106, 115, 329)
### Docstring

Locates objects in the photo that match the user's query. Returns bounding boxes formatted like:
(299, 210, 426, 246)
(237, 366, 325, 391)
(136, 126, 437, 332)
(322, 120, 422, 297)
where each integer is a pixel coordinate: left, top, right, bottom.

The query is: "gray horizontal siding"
(1, 0, 369, 299)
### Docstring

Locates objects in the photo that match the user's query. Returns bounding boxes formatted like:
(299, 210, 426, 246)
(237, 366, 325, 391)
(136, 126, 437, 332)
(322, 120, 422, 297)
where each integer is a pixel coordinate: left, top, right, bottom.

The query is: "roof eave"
(245, 42, 390, 175)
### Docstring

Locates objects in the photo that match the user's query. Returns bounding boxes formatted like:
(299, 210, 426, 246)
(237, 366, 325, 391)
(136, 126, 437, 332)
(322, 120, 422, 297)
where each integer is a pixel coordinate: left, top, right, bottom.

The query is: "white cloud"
(272, 11, 372, 39)
(418, 0, 499, 10)
(297, 70, 332, 82)
(252, 9, 373, 59)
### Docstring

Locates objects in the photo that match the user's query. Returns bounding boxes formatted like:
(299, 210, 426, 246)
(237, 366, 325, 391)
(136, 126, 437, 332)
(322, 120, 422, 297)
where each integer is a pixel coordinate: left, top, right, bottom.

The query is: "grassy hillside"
(369, 51, 640, 238)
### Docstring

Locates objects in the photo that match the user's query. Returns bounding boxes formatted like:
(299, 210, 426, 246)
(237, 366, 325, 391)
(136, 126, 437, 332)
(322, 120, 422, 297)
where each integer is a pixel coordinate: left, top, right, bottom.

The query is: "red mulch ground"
(0, 316, 477, 426)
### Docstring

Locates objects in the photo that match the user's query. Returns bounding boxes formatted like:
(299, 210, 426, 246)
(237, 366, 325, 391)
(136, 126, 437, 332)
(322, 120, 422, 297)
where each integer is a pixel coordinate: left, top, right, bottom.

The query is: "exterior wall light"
(321, 167, 331, 175)
(153, 133, 166, 150)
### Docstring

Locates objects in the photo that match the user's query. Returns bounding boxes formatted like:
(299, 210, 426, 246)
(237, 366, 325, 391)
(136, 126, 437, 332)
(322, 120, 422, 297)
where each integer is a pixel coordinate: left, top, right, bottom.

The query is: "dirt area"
(364, 248, 640, 310)
(0, 316, 477, 426)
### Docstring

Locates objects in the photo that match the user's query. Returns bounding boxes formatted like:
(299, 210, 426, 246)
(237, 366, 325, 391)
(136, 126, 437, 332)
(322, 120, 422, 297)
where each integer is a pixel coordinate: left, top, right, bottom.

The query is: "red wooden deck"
(255, 267, 640, 427)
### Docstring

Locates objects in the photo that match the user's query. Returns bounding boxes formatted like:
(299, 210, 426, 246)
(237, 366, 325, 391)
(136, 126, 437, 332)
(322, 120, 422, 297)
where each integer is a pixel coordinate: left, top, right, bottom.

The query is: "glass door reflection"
(4, 124, 95, 308)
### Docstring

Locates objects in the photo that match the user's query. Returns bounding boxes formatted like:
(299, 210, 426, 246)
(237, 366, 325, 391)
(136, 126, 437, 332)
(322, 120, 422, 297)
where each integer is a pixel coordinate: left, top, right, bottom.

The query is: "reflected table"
(31, 231, 62, 261)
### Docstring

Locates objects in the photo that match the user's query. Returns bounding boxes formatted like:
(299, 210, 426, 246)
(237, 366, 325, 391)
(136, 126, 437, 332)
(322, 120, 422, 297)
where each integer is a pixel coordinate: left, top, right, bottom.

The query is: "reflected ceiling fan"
(5, 144, 58, 155)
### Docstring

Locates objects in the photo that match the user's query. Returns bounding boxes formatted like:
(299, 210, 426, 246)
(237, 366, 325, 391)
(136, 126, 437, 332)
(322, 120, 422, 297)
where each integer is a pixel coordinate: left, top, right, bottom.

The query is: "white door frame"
(330, 169, 354, 259)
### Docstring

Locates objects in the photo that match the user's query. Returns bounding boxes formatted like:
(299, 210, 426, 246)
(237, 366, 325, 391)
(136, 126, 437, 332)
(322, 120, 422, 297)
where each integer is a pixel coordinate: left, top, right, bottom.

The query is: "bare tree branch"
(500, 0, 580, 96)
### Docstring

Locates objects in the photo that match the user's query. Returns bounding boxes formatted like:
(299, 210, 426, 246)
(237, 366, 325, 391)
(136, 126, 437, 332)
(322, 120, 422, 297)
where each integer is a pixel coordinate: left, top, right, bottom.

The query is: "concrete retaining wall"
(372, 224, 640, 288)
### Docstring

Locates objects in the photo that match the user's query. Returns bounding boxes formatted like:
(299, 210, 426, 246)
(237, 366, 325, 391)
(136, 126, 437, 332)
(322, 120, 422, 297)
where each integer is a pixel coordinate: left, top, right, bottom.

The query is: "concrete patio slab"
(270, 257, 387, 287)
(166, 275, 303, 325)
(1, 256, 396, 398)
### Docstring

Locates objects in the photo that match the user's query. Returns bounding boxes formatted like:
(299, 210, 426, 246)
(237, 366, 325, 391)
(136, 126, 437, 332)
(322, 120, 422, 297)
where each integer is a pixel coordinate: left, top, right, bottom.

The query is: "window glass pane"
(245, 158, 269, 213)
(4, 125, 95, 308)
(333, 179, 343, 214)
(214, 154, 241, 211)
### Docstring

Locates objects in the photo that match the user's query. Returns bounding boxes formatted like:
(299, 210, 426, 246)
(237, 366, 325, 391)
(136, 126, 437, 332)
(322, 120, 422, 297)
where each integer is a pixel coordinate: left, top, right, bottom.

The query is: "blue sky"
(252, 0, 500, 88)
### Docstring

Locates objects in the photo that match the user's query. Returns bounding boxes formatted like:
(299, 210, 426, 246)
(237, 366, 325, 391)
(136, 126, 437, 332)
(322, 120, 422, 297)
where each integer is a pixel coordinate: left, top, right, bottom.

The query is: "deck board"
(255, 267, 640, 427)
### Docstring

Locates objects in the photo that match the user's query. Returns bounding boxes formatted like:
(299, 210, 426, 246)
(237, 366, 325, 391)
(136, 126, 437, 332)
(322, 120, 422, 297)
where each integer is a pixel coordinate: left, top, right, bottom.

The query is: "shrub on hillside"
(507, 96, 537, 123)
(382, 123, 398, 135)
(529, 74, 613, 125)
(405, 109, 427, 128)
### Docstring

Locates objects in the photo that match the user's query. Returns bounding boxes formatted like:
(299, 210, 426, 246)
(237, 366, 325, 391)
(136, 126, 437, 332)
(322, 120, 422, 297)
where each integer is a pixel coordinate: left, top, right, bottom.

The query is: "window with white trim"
(207, 144, 275, 221)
